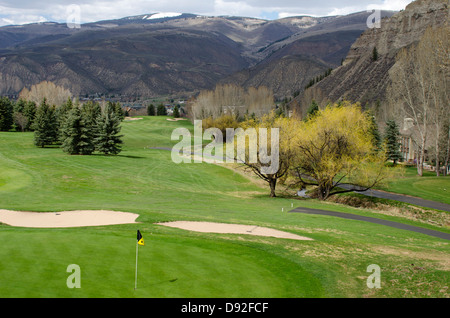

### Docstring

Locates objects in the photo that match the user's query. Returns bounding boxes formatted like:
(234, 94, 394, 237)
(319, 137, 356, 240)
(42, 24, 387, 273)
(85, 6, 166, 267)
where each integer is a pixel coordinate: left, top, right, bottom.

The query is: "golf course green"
(0, 116, 448, 298)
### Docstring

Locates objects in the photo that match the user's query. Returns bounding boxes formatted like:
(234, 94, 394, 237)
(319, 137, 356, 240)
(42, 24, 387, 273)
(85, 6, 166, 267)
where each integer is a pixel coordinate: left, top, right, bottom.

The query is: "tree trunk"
(418, 139, 426, 177)
(445, 131, 450, 176)
(417, 156, 423, 177)
(436, 135, 440, 177)
(317, 183, 331, 201)
(269, 178, 277, 198)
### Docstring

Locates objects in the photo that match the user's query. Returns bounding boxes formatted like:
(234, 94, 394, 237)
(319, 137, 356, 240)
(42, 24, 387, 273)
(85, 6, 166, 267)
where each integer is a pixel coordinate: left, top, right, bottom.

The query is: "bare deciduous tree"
(188, 84, 274, 120)
(387, 26, 449, 176)
(19, 81, 72, 107)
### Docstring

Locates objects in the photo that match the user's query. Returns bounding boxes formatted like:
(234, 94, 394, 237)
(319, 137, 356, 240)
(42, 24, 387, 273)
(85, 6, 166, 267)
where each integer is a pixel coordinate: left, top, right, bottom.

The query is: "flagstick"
(134, 240, 138, 290)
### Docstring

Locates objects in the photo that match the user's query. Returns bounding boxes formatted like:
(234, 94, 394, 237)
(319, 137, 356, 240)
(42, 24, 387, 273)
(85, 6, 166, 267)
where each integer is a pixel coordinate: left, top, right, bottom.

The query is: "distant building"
(400, 118, 417, 163)
(399, 118, 439, 171)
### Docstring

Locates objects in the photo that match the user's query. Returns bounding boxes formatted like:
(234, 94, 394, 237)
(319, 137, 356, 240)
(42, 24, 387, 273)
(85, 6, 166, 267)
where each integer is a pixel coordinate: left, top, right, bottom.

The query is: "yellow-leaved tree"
(292, 101, 389, 200)
(232, 111, 297, 197)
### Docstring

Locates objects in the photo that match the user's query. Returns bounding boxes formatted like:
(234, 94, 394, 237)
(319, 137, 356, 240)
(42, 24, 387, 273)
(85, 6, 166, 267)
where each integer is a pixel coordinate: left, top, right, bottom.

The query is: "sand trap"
(124, 117, 143, 121)
(0, 209, 139, 228)
(166, 118, 187, 121)
(157, 221, 313, 241)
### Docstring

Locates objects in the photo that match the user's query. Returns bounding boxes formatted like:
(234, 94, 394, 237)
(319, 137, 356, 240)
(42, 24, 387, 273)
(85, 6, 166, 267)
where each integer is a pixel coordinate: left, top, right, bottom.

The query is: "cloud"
(0, 0, 414, 26)
(366, 0, 412, 11)
(212, 0, 256, 17)
(278, 12, 319, 19)
(0, 4, 49, 25)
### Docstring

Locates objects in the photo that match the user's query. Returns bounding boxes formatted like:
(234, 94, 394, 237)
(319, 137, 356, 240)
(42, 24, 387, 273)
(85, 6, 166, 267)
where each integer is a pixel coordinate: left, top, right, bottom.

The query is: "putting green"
(0, 229, 324, 298)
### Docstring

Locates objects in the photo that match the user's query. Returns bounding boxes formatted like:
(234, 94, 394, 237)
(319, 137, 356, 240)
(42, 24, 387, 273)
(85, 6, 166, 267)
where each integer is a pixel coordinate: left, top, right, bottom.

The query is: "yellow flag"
(137, 230, 144, 246)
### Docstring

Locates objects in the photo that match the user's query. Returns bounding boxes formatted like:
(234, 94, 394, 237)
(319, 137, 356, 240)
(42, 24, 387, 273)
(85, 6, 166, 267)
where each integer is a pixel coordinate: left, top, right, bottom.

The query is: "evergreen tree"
(33, 99, 58, 147)
(23, 100, 37, 131)
(157, 103, 167, 116)
(13, 99, 37, 132)
(81, 101, 101, 133)
(60, 107, 95, 155)
(56, 98, 76, 143)
(384, 119, 402, 165)
(305, 99, 319, 120)
(372, 47, 379, 61)
(58, 97, 74, 120)
(13, 98, 26, 131)
(110, 102, 125, 121)
(366, 111, 381, 151)
(94, 103, 123, 155)
(0, 96, 13, 131)
(173, 105, 180, 118)
(14, 99, 26, 113)
(147, 104, 155, 116)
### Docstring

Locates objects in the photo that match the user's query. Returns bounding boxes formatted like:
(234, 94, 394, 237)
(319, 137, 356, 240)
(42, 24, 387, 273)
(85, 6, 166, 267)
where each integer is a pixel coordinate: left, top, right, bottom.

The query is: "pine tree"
(147, 104, 155, 116)
(157, 103, 167, 116)
(13, 98, 35, 132)
(305, 99, 319, 120)
(56, 97, 74, 142)
(57, 97, 74, 121)
(384, 119, 402, 165)
(60, 107, 95, 155)
(81, 101, 101, 135)
(94, 103, 123, 155)
(372, 47, 379, 61)
(0, 96, 13, 131)
(111, 102, 125, 121)
(367, 111, 381, 151)
(13, 98, 27, 131)
(23, 100, 37, 131)
(173, 105, 180, 118)
(33, 98, 58, 147)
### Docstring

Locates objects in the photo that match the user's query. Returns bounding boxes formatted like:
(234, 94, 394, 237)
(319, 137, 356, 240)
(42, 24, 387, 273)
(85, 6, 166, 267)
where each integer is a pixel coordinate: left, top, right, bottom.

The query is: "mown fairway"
(0, 116, 449, 298)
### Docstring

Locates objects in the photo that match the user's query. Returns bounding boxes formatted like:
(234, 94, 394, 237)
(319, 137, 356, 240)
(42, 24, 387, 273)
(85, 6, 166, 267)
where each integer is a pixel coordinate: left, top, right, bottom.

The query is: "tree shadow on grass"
(137, 278, 178, 289)
(116, 154, 146, 159)
(88, 153, 146, 159)
(39, 145, 61, 149)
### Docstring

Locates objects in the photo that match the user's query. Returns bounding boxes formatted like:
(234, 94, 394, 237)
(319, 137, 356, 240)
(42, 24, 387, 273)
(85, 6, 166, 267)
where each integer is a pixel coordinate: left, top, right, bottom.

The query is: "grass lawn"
(377, 166, 450, 205)
(0, 116, 449, 298)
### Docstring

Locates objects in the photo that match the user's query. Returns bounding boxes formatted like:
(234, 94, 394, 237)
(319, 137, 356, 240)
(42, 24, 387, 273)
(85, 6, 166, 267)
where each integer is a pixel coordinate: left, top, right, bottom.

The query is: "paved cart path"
(338, 184, 450, 212)
(290, 207, 450, 241)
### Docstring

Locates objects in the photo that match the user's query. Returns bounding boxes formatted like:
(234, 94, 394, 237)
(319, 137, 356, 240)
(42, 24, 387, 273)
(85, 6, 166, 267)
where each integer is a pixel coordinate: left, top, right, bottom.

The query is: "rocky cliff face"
(297, 0, 448, 110)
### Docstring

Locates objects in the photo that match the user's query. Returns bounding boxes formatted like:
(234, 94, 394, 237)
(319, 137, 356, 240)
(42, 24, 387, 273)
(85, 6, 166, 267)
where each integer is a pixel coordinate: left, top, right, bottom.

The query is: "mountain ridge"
(0, 10, 397, 99)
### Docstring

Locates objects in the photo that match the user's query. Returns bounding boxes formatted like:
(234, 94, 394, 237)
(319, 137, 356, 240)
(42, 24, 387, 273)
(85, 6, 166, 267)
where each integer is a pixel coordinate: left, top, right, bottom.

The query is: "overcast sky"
(0, 0, 414, 26)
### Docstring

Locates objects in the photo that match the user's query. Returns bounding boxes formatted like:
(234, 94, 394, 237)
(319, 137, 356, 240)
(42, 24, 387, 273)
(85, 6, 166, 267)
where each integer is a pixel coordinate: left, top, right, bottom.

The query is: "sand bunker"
(0, 210, 312, 241)
(157, 221, 313, 241)
(0, 209, 139, 228)
(166, 118, 187, 122)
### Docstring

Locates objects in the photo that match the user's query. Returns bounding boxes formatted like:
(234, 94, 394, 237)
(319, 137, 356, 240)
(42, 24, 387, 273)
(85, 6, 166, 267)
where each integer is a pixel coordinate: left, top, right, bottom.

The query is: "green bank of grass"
(378, 166, 450, 205)
(0, 116, 449, 298)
